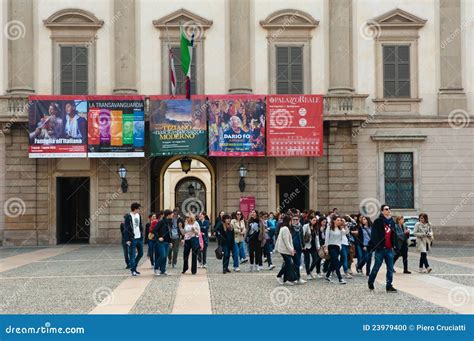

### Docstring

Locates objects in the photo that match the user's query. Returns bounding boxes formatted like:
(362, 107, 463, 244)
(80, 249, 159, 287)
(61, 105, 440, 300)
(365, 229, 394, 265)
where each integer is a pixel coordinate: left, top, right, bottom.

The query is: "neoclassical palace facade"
(0, 0, 472, 245)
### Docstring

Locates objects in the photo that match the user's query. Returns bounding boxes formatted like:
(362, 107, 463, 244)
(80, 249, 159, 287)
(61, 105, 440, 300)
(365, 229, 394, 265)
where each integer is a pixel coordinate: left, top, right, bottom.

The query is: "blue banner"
(0, 315, 472, 340)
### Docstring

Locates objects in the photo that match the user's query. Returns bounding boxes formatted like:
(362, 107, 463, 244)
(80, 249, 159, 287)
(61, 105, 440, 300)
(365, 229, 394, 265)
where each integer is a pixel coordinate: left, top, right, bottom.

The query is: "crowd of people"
(120, 203, 435, 292)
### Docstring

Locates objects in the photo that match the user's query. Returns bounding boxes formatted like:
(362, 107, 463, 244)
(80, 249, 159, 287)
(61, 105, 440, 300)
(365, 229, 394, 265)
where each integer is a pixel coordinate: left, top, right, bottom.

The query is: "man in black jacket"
(368, 204, 399, 292)
(124, 202, 144, 276)
(152, 209, 173, 276)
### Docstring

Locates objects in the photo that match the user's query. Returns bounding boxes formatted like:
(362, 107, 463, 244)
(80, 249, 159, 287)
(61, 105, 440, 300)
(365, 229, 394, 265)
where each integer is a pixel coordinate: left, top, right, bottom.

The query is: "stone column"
(228, 0, 252, 94)
(7, 0, 34, 94)
(328, 0, 354, 94)
(438, 0, 467, 115)
(113, 0, 137, 93)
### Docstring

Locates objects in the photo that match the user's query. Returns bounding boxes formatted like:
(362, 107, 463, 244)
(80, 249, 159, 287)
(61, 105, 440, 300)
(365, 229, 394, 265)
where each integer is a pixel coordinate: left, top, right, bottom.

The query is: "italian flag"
(180, 26, 194, 99)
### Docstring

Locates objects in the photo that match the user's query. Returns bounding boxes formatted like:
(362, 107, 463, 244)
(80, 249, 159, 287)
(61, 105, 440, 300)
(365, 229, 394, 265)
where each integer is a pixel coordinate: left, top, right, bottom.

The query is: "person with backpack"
(123, 202, 145, 277)
(168, 208, 184, 269)
(367, 204, 399, 292)
(275, 215, 296, 285)
(152, 209, 173, 276)
(215, 214, 239, 274)
(303, 215, 320, 280)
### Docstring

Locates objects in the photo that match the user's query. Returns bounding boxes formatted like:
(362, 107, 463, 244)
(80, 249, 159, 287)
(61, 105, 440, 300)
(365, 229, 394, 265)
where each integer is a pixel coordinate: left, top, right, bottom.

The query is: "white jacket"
(414, 222, 434, 253)
(275, 225, 294, 255)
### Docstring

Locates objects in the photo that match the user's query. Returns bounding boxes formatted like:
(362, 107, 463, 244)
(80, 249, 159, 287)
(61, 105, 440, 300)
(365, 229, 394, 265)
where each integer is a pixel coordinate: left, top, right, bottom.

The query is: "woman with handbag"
(275, 215, 297, 285)
(146, 213, 157, 268)
(181, 213, 201, 275)
(324, 216, 348, 284)
(303, 215, 320, 280)
(414, 213, 434, 273)
(315, 217, 328, 278)
(198, 212, 210, 269)
(231, 211, 248, 264)
(246, 209, 264, 272)
(393, 216, 411, 274)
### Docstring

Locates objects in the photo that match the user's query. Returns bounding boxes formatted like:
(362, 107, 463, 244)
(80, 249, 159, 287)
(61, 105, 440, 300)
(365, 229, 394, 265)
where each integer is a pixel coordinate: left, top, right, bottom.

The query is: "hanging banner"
(87, 96, 145, 157)
(28, 96, 88, 158)
(208, 95, 266, 156)
(266, 95, 323, 157)
(239, 196, 256, 220)
(149, 96, 207, 156)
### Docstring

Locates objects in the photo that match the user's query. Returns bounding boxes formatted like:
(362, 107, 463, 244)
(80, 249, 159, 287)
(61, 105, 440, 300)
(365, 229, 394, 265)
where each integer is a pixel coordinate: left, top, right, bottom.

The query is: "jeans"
(293, 249, 302, 280)
(368, 248, 394, 289)
(236, 241, 246, 260)
(263, 241, 273, 266)
(198, 244, 208, 265)
(183, 237, 199, 274)
(394, 242, 409, 271)
(129, 238, 144, 273)
(121, 238, 130, 267)
(419, 252, 430, 268)
(223, 243, 239, 270)
(277, 254, 294, 282)
(326, 245, 342, 281)
(303, 248, 317, 275)
(248, 238, 262, 266)
(356, 245, 372, 275)
(154, 241, 169, 274)
(340, 244, 349, 273)
(147, 239, 155, 266)
(168, 238, 180, 266)
(268, 229, 276, 252)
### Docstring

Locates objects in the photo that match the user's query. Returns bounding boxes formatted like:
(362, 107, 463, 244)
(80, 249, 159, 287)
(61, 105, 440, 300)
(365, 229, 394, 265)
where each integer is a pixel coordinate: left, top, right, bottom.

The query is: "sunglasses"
(383, 207, 391, 211)
(236, 213, 242, 216)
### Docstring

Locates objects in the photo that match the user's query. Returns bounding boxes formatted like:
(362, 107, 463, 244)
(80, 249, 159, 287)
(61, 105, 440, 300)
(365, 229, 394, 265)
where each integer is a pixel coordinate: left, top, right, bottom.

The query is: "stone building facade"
(0, 0, 472, 246)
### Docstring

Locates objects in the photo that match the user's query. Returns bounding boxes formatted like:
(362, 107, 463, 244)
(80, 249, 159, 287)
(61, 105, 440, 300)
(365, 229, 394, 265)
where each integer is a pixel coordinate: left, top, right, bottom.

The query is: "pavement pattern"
(0, 243, 472, 314)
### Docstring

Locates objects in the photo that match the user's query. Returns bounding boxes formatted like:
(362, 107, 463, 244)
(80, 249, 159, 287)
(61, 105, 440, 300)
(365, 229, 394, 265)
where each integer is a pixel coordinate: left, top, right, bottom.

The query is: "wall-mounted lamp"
(239, 163, 247, 192)
(118, 164, 128, 193)
(180, 156, 192, 174)
(188, 183, 195, 196)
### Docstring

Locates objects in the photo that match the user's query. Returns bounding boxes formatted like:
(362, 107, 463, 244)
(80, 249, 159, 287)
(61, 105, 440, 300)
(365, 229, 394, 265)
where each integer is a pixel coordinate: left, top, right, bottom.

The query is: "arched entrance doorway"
(175, 177, 207, 215)
(151, 156, 216, 221)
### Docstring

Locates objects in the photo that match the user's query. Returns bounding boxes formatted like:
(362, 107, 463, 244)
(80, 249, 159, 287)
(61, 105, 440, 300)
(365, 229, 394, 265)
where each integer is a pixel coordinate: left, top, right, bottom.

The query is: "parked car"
(403, 216, 419, 246)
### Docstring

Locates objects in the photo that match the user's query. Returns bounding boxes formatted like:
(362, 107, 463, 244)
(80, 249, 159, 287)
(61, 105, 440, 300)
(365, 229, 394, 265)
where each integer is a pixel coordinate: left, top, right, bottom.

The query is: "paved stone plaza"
(0, 244, 472, 314)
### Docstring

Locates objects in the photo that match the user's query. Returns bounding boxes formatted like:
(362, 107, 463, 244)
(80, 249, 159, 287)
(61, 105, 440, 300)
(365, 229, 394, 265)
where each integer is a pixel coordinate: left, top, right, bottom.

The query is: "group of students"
(120, 202, 435, 292)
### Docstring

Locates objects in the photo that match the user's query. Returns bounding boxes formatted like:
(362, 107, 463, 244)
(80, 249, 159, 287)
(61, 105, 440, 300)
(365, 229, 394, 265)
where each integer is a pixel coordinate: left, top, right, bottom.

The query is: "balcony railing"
(0, 94, 369, 123)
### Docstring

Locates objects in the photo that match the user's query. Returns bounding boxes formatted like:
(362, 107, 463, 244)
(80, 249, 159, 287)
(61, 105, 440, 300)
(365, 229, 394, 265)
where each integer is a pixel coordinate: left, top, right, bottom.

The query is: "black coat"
(123, 213, 144, 242)
(152, 218, 172, 243)
(368, 214, 399, 252)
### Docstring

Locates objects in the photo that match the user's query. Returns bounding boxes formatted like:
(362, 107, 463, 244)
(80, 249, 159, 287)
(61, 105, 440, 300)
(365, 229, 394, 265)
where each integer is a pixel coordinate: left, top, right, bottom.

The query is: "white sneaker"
(268, 264, 275, 270)
(345, 273, 353, 279)
(299, 265, 304, 271)
(338, 279, 347, 285)
(297, 278, 307, 284)
(154, 270, 160, 276)
(419, 268, 426, 273)
(276, 277, 284, 285)
(234, 267, 240, 272)
(306, 274, 314, 280)
(426, 267, 432, 273)
(316, 273, 323, 279)
(202, 264, 207, 269)
(284, 281, 295, 286)
(257, 266, 262, 272)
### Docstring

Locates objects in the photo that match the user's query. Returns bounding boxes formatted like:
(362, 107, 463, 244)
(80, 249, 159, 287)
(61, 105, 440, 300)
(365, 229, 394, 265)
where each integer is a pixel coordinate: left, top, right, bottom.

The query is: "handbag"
(215, 245, 223, 260)
(198, 231, 204, 251)
(318, 247, 330, 260)
(148, 232, 154, 241)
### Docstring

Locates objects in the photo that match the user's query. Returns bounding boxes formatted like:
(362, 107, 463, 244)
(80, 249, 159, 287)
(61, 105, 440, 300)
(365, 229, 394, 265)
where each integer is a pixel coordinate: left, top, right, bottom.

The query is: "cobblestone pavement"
(0, 244, 471, 314)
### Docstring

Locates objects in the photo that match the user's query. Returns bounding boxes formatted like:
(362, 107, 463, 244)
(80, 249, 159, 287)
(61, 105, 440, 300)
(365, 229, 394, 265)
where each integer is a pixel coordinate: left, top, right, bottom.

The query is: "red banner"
(239, 196, 256, 220)
(266, 95, 323, 157)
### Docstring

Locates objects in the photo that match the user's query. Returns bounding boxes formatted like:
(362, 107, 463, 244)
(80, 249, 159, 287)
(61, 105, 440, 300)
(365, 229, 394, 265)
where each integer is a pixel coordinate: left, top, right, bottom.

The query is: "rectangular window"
(171, 46, 197, 95)
(383, 45, 410, 98)
(60, 46, 88, 95)
(276, 46, 303, 94)
(384, 152, 414, 209)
